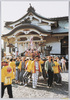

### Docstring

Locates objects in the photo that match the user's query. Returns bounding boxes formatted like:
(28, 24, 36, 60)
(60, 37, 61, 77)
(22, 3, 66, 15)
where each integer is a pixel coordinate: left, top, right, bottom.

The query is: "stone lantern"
(44, 45, 52, 56)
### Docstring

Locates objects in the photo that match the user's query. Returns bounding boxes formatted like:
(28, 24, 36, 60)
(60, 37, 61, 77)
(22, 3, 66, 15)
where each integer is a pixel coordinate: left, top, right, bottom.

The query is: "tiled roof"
(52, 27, 68, 34)
(2, 24, 51, 37)
(4, 5, 68, 27)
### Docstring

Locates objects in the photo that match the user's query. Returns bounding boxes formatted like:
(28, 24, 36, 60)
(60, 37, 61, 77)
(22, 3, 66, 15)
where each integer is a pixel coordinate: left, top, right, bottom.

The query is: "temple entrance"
(62, 47, 68, 55)
(61, 36, 68, 55)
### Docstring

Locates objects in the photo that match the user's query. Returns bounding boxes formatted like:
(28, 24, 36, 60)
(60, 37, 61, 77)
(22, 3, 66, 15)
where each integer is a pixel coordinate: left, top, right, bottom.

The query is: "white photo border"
(0, 0, 69, 100)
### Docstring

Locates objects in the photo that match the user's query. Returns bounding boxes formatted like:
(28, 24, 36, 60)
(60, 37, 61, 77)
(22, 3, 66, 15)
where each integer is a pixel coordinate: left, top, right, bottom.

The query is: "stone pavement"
(3, 72, 68, 99)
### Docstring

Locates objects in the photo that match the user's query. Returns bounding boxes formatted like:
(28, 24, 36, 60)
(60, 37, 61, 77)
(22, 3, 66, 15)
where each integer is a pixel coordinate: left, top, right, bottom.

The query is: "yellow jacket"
(18, 60, 32, 72)
(18, 61, 25, 71)
(18, 61, 22, 71)
(9, 61, 16, 72)
(28, 60, 32, 72)
(26, 60, 32, 72)
(1, 67, 5, 82)
(31, 61, 42, 73)
(39, 60, 44, 65)
(1, 66, 15, 85)
(53, 61, 61, 74)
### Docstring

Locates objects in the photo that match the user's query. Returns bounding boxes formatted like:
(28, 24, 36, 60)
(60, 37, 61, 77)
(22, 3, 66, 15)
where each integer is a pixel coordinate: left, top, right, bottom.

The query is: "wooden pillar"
(15, 39, 18, 58)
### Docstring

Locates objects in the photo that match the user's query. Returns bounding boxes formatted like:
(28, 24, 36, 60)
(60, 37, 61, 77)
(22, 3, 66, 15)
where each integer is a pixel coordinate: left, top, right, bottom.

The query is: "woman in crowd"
(61, 57, 66, 72)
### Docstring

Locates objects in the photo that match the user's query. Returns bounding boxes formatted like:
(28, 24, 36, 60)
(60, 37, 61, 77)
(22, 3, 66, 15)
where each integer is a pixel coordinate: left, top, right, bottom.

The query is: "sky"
(1, 1, 69, 32)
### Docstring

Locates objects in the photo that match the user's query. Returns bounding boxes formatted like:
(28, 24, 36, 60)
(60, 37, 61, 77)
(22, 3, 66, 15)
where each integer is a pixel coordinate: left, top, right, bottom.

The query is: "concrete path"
(3, 72, 68, 99)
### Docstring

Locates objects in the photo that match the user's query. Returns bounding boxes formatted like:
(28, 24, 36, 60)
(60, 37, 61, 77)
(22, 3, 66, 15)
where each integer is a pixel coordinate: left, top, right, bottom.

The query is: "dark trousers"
(15, 69, 20, 81)
(19, 70, 25, 82)
(42, 68, 46, 80)
(54, 73, 61, 83)
(1, 82, 13, 98)
(48, 70, 53, 87)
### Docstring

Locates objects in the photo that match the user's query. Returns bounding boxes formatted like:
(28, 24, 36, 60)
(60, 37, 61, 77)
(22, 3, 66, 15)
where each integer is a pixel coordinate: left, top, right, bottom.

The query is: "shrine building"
(1, 5, 69, 58)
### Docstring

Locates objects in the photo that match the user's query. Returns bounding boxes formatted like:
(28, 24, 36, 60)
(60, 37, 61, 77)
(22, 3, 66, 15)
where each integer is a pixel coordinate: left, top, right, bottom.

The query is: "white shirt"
(35, 61, 39, 70)
(26, 62, 28, 69)
(61, 59, 66, 65)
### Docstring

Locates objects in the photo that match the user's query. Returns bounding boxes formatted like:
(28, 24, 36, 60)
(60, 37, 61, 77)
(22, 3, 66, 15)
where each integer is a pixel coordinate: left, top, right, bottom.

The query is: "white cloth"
(26, 62, 28, 69)
(32, 61, 39, 88)
(32, 71, 39, 88)
(61, 59, 66, 72)
(61, 59, 66, 65)
(35, 61, 39, 70)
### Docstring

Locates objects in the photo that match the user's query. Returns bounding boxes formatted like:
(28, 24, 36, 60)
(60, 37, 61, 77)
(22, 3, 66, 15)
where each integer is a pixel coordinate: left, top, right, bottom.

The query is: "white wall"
(6, 47, 9, 55)
(19, 44, 24, 54)
(47, 41, 61, 54)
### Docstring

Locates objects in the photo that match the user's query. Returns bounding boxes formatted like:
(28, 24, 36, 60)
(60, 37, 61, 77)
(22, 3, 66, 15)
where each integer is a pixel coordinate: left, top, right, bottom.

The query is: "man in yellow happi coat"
(53, 58, 62, 84)
(39, 58, 44, 65)
(31, 56, 42, 88)
(1, 60, 15, 98)
(9, 58, 16, 74)
(22, 57, 32, 86)
(26, 58, 32, 72)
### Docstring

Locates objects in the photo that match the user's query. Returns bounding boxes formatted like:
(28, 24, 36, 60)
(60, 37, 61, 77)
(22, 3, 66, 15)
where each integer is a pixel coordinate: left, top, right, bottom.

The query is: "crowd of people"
(1, 52, 68, 98)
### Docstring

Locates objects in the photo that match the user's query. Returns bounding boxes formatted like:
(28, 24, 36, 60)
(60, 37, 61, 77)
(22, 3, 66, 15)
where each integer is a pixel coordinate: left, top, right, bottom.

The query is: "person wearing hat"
(1, 60, 7, 67)
(23, 57, 32, 86)
(31, 56, 42, 88)
(1, 60, 14, 98)
(1, 59, 9, 67)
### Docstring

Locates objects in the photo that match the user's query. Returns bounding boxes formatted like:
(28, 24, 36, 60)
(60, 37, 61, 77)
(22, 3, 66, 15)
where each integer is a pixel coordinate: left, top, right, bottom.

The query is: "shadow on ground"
(26, 78, 68, 97)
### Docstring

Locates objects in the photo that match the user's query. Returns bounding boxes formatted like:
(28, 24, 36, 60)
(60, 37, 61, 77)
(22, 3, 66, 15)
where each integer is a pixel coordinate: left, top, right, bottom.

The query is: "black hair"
(10, 59, 13, 62)
(29, 49, 31, 51)
(7, 58, 9, 60)
(42, 58, 46, 61)
(58, 57, 61, 60)
(13, 59, 16, 61)
(35, 55, 39, 58)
